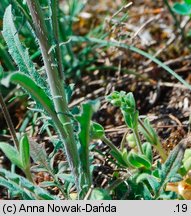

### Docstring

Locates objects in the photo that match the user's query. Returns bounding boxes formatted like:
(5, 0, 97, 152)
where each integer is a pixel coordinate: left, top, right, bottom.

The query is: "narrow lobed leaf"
(2, 5, 47, 90)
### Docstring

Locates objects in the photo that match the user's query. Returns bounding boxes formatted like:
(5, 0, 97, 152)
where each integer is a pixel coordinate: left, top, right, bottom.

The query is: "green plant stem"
(138, 119, 154, 142)
(0, 93, 19, 149)
(138, 119, 167, 161)
(0, 93, 34, 183)
(101, 135, 129, 167)
(155, 142, 167, 162)
(24, 166, 34, 183)
(26, 0, 80, 193)
(132, 128, 143, 154)
(45, 168, 68, 199)
(51, 0, 64, 80)
(102, 135, 123, 156)
(120, 129, 128, 150)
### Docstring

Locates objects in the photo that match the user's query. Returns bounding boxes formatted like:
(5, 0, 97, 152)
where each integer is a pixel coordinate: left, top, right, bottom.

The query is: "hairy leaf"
(29, 139, 50, 171)
(0, 176, 34, 199)
(136, 173, 160, 196)
(34, 187, 57, 200)
(155, 137, 190, 199)
(0, 168, 56, 200)
(2, 5, 47, 90)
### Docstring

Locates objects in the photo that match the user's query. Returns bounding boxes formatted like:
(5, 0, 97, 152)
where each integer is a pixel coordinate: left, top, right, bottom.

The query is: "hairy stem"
(102, 135, 128, 167)
(26, 0, 80, 192)
(51, 0, 64, 80)
(120, 129, 128, 150)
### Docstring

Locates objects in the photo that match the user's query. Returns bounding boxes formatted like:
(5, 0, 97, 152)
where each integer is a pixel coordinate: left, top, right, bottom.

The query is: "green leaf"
(0, 176, 34, 199)
(0, 176, 18, 192)
(125, 92, 136, 109)
(185, 0, 191, 5)
(19, 134, 30, 169)
(29, 139, 50, 171)
(157, 191, 177, 200)
(0, 169, 35, 199)
(9, 72, 56, 119)
(77, 102, 94, 185)
(142, 142, 153, 163)
(142, 183, 153, 200)
(110, 149, 128, 167)
(89, 188, 111, 200)
(2, 5, 46, 89)
(139, 118, 159, 145)
(56, 173, 75, 184)
(127, 151, 151, 169)
(169, 174, 183, 183)
(39, 181, 57, 188)
(2, 5, 31, 74)
(155, 138, 188, 199)
(136, 173, 160, 196)
(179, 149, 191, 175)
(0, 168, 56, 199)
(0, 142, 23, 169)
(123, 110, 139, 129)
(34, 187, 57, 200)
(0, 65, 3, 80)
(90, 121, 105, 139)
(173, 3, 191, 15)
